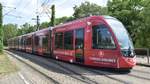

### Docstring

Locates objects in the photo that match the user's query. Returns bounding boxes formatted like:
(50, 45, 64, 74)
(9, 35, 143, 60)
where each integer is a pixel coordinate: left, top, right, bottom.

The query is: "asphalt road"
(4, 50, 150, 84)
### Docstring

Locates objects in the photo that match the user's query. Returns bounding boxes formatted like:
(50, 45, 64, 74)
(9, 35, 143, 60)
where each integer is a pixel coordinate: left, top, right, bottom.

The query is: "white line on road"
(18, 72, 30, 84)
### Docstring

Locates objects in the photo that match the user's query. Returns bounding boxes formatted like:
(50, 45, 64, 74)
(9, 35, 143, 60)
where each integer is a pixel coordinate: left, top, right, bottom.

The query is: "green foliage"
(73, 1, 108, 18)
(136, 0, 150, 48)
(40, 22, 49, 29)
(107, 0, 150, 48)
(0, 3, 3, 53)
(39, 16, 74, 28)
(3, 24, 18, 45)
(108, 0, 141, 42)
(17, 23, 36, 35)
(55, 16, 74, 25)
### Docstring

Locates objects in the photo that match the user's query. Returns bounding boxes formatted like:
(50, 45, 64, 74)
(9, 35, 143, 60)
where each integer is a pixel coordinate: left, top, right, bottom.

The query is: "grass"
(0, 53, 18, 77)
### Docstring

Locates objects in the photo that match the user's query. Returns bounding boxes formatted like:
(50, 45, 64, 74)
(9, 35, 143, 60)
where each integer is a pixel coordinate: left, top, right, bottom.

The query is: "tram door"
(75, 28, 84, 63)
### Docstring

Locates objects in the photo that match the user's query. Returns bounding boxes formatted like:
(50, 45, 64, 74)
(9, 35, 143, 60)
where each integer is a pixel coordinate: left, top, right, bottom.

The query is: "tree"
(73, 1, 108, 18)
(3, 24, 18, 45)
(17, 23, 36, 36)
(107, 0, 144, 45)
(0, 3, 3, 52)
(107, 0, 150, 48)
(38, 16, 74, 29)
(135, 0, 150, 48)
(39, 22, 49, 29)
(55, 16, 74, 25)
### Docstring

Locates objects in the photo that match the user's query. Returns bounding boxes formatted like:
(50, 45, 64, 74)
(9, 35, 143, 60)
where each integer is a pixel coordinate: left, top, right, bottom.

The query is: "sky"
(0, 0, 108, 26)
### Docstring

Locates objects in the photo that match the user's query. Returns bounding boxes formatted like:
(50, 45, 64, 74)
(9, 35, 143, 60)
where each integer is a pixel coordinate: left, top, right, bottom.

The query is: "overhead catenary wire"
(45, 8, 51, 19)
(21, 0, 32, 11)
(6, 14, 23, 18)
(3, 0, 54, 25)
(3, 7, 16, 16)
(41, 0, 49, 6)
(39, 0, 54, 15)
(2, 6, 16, 9)
(35, 0, 54, 30)
(3, 0, 22, 16)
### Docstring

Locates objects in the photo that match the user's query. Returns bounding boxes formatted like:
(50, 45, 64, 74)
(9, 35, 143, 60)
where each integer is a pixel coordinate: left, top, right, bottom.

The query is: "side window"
(92, 24, 116, 49)
(28, 37, 31, 45)
(26, 38, 29, 46)
(23, 37, 26, 46)
(64, 31, 73, 50)
(27, 38, 29, 46)
(42, 35, 48, 48)
(21, 38, 23, 46)
(39, 36, 43, 47)
(75, 28, 84, 49)
(55, 32, 63, 49)
(35, 36, 39, 46)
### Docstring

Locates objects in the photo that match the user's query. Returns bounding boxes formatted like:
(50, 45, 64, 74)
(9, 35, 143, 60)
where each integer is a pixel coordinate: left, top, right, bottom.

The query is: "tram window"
(26, 38, 31, 46)
(35, 36, 39, 46)
(55, 32, 63, 49)
(92, 24, 116, 49)
(21, 38, 24, 46)
(75, 28, 84, 49)
(29, 38, 31, 45)
(42, 35, 48, 48)
(18, 38, 20, 46)
(15, 39, 17, 46)
(39, 36, 43, 47)
(20, 38, 22, 46)
(23, 37, 26, 46)
(64, 31, 73, 50)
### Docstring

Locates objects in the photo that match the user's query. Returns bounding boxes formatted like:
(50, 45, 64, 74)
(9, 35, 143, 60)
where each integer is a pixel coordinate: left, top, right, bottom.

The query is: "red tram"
(8, 16, 136, 69)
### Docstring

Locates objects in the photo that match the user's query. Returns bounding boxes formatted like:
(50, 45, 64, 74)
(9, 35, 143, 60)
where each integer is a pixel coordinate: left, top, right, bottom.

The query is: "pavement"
(0, 52, 55, 84)
(136, 56, 150, 67)
(0, 72, 25, 84)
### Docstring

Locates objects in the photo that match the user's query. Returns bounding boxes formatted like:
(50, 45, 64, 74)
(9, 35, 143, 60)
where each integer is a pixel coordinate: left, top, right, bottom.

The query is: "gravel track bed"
(5, 50, 150, 84)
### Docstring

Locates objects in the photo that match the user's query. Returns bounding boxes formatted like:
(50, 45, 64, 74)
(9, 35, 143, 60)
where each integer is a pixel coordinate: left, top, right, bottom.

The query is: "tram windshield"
(105, 17, 134, 50)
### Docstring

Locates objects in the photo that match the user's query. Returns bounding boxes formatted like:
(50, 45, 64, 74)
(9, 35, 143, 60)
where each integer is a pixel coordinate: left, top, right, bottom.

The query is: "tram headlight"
(121, 50, 135, 57)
